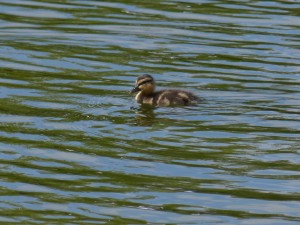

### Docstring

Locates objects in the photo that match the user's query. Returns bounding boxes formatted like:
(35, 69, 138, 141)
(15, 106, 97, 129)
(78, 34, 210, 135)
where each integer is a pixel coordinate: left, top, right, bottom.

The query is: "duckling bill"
(130, 74, 199, 106)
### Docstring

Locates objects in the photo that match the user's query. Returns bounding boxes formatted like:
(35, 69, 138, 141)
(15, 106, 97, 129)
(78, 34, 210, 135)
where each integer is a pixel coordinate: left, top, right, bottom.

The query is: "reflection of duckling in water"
(133, 104, 156, 126)
(130, 74, 199, 106)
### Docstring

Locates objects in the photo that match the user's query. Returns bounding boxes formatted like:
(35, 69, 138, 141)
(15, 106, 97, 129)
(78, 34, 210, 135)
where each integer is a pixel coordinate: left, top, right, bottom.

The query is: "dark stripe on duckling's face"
(137, 79, 152, 87)
(136, 74, 153, 85)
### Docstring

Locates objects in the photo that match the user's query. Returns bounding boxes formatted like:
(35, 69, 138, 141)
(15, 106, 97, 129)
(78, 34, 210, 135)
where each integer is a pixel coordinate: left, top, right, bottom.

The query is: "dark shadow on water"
(131, 104, 157, 126)
(130, 101, 204, 127)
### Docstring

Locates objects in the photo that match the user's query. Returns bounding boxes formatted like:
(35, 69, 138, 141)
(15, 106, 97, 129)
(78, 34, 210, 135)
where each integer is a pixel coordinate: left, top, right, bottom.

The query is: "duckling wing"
(154, 90, 198, 106)
(173, 91, 198, 105)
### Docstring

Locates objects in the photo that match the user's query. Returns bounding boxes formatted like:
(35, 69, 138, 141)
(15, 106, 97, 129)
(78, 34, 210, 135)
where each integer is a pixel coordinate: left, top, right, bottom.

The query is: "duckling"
(129, 74, 199, 106)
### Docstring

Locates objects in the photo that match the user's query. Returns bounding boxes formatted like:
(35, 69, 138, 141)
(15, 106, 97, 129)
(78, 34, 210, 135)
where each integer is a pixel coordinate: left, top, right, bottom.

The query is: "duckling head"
(130, 74, 155, 96)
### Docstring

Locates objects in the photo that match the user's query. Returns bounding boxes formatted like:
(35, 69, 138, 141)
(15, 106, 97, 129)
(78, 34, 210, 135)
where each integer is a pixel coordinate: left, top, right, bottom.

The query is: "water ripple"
(1, 0, 300, 224)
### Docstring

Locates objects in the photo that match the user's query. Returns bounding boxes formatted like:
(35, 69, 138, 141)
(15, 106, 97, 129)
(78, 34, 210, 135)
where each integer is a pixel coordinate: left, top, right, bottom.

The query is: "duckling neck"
(135, 91, 155, 104)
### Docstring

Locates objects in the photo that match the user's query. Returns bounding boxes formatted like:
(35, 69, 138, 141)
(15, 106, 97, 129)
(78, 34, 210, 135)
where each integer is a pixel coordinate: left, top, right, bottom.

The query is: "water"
(1, 0, 300, 224)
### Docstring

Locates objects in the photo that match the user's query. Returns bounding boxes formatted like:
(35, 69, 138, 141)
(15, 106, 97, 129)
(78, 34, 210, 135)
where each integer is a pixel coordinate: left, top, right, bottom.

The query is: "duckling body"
(130, 74, 199, 106)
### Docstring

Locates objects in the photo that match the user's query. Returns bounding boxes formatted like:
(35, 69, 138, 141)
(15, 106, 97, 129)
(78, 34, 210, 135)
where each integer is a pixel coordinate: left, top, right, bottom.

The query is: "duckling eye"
(138, 80, 152, 87)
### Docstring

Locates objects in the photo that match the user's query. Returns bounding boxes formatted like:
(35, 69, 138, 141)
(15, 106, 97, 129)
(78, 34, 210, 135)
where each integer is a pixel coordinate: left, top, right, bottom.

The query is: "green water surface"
(1, 0, 300, 224)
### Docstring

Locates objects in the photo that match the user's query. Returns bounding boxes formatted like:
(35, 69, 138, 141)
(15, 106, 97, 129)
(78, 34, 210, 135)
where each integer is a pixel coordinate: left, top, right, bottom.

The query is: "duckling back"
(153, 90, 199, 106)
